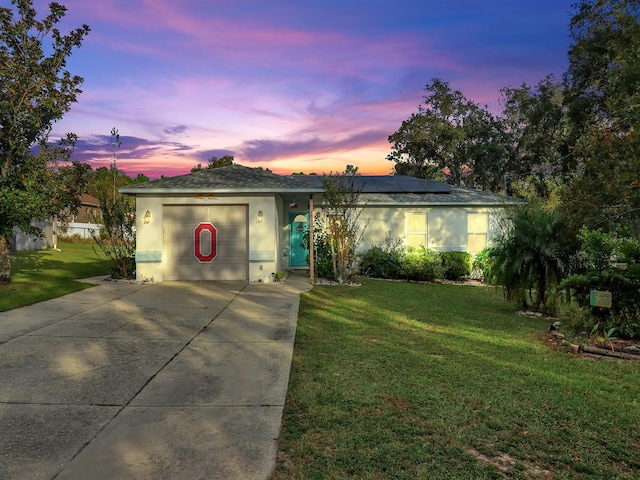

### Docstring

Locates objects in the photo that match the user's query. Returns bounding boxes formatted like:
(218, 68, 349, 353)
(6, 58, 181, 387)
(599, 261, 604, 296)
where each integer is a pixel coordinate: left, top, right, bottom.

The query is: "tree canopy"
(0, 1, 89, 174)
(191, 155, 234, 172)
(0, 0, 90, 283)
(561, 0, 640, 234)
(500, 75, 571, 201)
(564, 0, 640, 133)
(387, 79, 509, 191)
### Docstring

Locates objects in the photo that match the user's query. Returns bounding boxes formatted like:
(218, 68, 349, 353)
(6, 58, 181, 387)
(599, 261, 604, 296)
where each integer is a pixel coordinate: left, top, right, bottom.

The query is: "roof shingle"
(119, 164, 523, 206)
(119, 164, 324, 194)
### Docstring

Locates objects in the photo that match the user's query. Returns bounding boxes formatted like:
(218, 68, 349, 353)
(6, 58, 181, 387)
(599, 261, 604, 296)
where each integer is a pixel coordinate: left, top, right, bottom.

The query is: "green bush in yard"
(558, 302, 598, 337)
(402, 246, 443, 281)
(358, 246, 401, 279)
(303, 227, 334, 279)
(560, 228, 640, 338)
(471, 248, 490, 280)
(58, 234, 96, 245)
(561, 266, 640, 338)
(484, 202, 573, 313)
(440, 251, 472, 280)
(359, 244, 474, 282)
(357, 234, 404, 279)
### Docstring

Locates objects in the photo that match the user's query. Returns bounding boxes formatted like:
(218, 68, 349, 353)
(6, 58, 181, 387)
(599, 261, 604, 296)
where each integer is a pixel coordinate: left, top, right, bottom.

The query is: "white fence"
(61, 222, 101, 239)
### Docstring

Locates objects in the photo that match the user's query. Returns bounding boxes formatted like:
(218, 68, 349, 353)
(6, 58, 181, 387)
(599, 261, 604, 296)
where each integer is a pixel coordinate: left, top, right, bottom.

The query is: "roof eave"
(353, 201, 524, 207)
(118, 187, 326, 195)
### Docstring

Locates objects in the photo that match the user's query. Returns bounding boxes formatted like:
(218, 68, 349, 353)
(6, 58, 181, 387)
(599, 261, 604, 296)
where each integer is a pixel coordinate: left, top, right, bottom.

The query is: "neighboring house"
(60, 194, 101, 239)
(120, 164, 523, 283)
(70, 194, 101, 223)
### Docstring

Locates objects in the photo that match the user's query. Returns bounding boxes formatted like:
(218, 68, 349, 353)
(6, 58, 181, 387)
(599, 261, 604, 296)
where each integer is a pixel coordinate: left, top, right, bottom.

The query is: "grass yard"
(0, 241, 111, 311)
(272, 279, 640, 479)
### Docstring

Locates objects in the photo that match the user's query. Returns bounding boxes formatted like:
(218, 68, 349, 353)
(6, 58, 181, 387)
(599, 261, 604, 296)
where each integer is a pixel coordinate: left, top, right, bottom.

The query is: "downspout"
(309, 194, 314, 283)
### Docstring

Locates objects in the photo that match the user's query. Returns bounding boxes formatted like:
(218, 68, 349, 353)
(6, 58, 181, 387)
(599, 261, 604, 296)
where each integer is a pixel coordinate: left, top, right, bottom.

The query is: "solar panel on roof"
(282, 174, 451, 194)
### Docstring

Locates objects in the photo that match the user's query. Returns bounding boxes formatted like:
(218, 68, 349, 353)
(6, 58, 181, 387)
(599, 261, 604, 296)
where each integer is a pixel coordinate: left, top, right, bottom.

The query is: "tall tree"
(564, 0, 640, 133)
(387, 78, 508, 191)
(500, 75, 571, 200)
(320, 168, 366, 283)
(86, 167, 140, 210)
(91, 129, 136, 279)
(561, 0, 640, 234)
(386, 113, 444, 180)
(0, 0, 90, 283)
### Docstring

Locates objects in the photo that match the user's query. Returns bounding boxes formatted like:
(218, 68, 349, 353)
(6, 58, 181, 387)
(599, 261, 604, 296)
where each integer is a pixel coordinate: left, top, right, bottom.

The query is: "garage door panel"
(166, 228, 246, 243)
(212, 208, 246, 223)
(167, 264, 246, 281)
(165, 206, 246, 223)
(166, 219, 246, 229)
(169, 256, 248, 270)
(163, 205, 248, 281)
(169, 267, 245, 281)
(167, 242, 243, 251)
(166, 247, 246, 261)
(166, 240, 246, 253)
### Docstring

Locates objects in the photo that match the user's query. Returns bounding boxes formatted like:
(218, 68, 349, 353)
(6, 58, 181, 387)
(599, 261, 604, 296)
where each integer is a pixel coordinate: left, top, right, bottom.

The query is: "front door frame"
(289, 211, 309, 267)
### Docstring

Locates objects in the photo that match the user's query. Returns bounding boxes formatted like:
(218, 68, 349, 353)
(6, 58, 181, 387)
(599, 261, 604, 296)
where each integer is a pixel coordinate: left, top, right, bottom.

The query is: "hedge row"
(358, 245, 472, 282)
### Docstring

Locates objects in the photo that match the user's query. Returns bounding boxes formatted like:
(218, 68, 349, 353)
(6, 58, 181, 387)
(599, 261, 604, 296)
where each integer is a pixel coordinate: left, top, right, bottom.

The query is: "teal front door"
(289, 212, 309, 267)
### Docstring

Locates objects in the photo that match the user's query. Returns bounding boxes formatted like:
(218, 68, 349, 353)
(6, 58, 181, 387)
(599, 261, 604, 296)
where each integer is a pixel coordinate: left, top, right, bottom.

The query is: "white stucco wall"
(357, 205, 505, 253)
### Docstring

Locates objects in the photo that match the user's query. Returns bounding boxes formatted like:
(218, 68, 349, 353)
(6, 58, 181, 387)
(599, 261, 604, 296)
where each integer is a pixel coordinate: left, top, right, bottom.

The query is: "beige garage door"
(163, 205, 248, 281)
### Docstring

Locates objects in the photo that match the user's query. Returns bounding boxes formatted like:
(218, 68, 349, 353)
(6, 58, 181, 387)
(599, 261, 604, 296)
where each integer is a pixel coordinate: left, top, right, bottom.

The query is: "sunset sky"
(27, 0, 575, 178)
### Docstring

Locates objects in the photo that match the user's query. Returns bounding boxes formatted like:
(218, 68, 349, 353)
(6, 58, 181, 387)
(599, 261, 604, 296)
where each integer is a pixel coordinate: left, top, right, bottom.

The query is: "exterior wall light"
(143, 210, 152, 224)
(257, 211, 264, 223)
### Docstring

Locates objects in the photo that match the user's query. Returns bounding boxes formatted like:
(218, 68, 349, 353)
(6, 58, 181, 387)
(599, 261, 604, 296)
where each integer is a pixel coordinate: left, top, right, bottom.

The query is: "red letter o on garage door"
(194, 222, 217, 263)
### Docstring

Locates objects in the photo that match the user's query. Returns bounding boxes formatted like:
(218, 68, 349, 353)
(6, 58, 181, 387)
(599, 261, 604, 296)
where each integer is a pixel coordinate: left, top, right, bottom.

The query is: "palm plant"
(485, 201, 575, 313)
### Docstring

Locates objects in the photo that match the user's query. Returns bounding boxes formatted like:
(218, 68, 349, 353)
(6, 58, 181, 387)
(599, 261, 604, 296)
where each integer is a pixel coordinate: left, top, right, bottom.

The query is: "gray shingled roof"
(119, 164, 325, 194)
(291, 174, 451, 193)
(357, 186, 525, 206)
(119, 164, 523, 206)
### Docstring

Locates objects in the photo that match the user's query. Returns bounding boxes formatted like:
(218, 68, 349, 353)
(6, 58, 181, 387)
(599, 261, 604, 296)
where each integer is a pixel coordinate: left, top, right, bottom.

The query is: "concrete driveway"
(0, 273, 311, 480)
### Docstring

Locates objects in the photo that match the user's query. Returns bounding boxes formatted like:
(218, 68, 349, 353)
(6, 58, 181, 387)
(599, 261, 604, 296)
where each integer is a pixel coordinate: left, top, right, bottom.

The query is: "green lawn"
(272, 279, 640, 479)
(0, 241, 111, 311)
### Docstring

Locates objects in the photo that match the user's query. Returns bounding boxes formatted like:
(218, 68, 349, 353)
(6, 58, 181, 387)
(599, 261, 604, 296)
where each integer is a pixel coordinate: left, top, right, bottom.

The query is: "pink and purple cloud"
(24, 0, 576, 178)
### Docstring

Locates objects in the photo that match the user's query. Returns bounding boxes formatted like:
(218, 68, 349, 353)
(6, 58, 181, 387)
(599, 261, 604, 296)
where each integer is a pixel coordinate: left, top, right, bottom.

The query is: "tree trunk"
(532, 268, 547, 313)
(329, 231, 338, 282)
(580, 345, 640, 360)
(0, 235, 11, 284)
